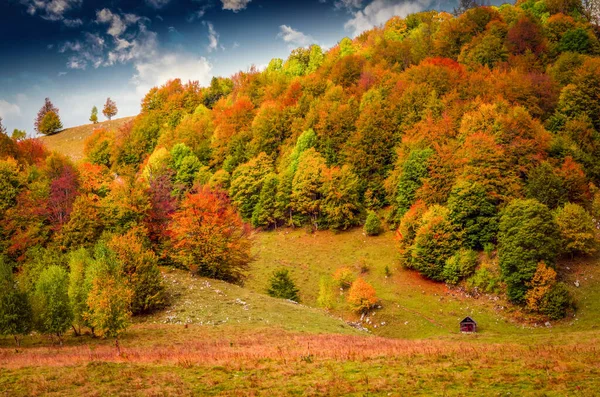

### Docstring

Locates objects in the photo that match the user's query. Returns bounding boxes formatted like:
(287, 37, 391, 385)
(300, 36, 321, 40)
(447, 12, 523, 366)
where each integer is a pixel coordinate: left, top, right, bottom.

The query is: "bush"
(364, 211, 383, 236)
(554, 203, 597, 257)
(317, 276, 335, 309)
(333, 267, 356, 289)
(347, 278, 379, 313)
(465, 261, 501, 295)
(540, 282, 573, 320)
(442, 249, 478, 285)
(267, 269, 300, 302)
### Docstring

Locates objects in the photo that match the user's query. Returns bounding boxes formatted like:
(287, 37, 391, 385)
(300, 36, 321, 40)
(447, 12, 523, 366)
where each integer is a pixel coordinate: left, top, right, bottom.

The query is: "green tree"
(267, 269, 300, 302)
(396, 148, 433, 220)
(447, 180, 498, 249)
(364, 211, 383, 236)
(554, 203, 597, 257)
(442, 249, 478, 285)
(11, 129, 26, 141)
(498, 199, 561, 304)
(90, 106, 99, 124)
(410, 205, 463, 281)
(67, 248, 93, 335)
(38, 111, 63, 135)
(32, 265, 73, 344)
(321, 165, 362, 230)
(251, 173, 280, 229)
(0, 257, 32, 346)
(229, 153, 274, 220)
(291, 148, 327, 228)
(525, 162, 567, 209)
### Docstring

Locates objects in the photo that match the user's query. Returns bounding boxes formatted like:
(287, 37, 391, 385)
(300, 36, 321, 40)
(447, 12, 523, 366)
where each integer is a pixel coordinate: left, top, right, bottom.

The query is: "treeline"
(2, 0, 600, 323)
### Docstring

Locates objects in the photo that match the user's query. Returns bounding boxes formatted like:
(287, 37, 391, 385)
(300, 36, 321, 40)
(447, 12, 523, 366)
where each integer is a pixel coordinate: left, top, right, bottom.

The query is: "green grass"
(39, 116, 135, 162)
(248, 228, 600, 340)
(2, 228, 600, 395)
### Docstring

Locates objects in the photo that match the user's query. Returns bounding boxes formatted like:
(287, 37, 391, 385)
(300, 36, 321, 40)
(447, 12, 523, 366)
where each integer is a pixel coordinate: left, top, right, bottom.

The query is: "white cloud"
(132, 53, 213, 96)
(335, 0, 363, 11)
(0, 100, 21, 117)
(63, 18, 83, 27)
(345, 0, 431, 37)
(96, 8, 128, 37)
(145, 0, 171, 9)
(204, 22, 219, 52)
(20, 0, 82, 25)
(221, 0, 251, 12)
(278, 25, 314, 47)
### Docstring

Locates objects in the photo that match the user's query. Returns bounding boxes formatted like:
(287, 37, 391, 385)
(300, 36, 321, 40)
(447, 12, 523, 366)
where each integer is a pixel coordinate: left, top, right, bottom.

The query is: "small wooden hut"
(460, 316, 477, 333)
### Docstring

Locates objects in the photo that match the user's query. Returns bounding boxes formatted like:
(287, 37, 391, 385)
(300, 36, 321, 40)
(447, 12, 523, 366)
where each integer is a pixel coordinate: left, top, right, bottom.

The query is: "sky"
(0, 0, 501, 135)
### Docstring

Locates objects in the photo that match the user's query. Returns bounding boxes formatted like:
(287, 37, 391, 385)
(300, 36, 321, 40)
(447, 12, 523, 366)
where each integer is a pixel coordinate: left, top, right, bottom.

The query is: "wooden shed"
(460, 316, 477, 333)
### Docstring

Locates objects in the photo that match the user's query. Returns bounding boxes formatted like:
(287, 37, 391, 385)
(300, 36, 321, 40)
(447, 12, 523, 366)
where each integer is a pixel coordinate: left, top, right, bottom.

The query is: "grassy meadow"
(2, 228, 600, 395)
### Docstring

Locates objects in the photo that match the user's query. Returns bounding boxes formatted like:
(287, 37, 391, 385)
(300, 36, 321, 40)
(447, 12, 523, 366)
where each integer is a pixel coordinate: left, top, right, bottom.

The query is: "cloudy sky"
(0, 0, 493, 135)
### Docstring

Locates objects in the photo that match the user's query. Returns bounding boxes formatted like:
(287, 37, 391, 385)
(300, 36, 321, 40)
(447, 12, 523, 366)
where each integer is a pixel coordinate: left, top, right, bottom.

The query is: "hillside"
(38, 116, 135, 161)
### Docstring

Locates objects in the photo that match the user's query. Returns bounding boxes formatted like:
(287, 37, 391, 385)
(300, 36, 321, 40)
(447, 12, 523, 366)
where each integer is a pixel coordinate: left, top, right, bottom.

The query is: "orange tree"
(168, 186, 252, 284)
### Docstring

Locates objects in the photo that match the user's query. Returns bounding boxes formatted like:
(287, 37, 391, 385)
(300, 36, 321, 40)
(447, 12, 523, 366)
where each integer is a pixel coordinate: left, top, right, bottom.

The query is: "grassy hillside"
(2, 236, 600, 395)
(38, 116, 134, 161)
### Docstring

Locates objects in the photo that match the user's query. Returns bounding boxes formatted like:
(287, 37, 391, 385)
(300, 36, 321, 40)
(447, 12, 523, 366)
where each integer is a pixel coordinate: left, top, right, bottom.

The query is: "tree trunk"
(13, 335, 21, 348)
(115, 337, 121, 356)
(72, 325, 80, 336)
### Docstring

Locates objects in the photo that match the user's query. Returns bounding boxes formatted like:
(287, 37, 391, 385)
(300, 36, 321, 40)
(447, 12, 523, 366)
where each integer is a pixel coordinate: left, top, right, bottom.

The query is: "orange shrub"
(347, 278, 379, 313)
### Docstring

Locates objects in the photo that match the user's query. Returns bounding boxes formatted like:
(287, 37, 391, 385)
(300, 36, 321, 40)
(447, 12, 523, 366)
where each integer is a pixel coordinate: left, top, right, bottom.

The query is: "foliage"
(90, 106, 99, 124)
(38, 111, 63, 135)
(539, 282, 573, 320)
(364, 211, 383, 236)
(169, 186, 252, 284)
(498, 199, 561, 304)
(317, 276, 335, 309)
(32, 265, 73, 340)
(103, 98, 118, 120)
(67, 248, 93, 334)
(267, 269, 300, 302)
(346, 278, 379, 313)
(395, 148, 433, 220)
(442, 249, 478, 285)
(554, 203, 597, 256)
(34, 98, 59, 134)
(525, 262, 557, 313)
(333, 267, 356, 289)
(0, 257, 32, 345)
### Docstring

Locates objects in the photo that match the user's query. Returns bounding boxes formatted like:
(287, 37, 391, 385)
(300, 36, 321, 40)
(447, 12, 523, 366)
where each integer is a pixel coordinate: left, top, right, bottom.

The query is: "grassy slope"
(2, 229, 600, 395)
(38, 117, 135, 162)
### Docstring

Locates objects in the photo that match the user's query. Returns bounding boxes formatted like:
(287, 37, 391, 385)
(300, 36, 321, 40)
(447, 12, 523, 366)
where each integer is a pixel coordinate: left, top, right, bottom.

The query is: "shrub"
(333, 267, 356, 289)
(539, 282, 572, 320)
(267, 269, 300, 302)
(498, 199, 561, 303)
(465, 261, 501, 295)
(364, 211, 383, 236)
(317, 276, 335, 309)
(347, 278, 379, 313)
(554, 203, 597, 257)
(442, 249, 478, 285)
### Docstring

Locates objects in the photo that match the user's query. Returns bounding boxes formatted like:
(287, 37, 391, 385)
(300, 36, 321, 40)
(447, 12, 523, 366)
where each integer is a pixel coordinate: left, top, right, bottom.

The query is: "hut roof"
(460, 316, 477, 325)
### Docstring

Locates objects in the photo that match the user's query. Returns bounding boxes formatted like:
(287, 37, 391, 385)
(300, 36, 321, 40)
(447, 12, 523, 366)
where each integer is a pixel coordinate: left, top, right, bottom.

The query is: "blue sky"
(0, 0, 495, 135)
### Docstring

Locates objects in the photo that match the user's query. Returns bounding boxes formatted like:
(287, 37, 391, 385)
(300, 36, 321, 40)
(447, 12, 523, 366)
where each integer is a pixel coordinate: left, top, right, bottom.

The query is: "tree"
(267, 269, 300, 302)
(32, 265, 73, 344)
(229, 153, 274, 220)
(67, 249, 93, 336)
(410, 205, 463, 281)
(364, 211, 383, 236)
(251, 173, 280, 229)
(498, 199, 561, 304)
(169, 186, 252, 284)
(0, 257, 32, 346)
(86, 271, 132, 355)
(347, 278, 379, 314)
(291, 148, 327, 229)
(395, 148, 433, 220)
(0, 117, 6, 135)
(447, 180, 498, 250)
(554, 203, 597, 257)
(11, 129, 26, 141)
(108, 229, 166, 314)
(103, 98, 118, 121)
(90, 106, 99, 124)
(320, 165, 362, 230)
(442, 249, 478, 285)
(34, 98, 59, 134)
(525, 262, 557, 313)
(38, 111, 63, 135)
(525, 162, 567, 209)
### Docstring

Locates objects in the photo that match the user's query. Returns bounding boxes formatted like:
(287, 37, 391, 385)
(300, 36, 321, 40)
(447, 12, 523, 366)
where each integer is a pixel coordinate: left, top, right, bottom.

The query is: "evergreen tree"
(267, 269, 300, 302)
(103, 98, 118, 120)
(0, 257, 32, 346)
(90, 106, 99, 124)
